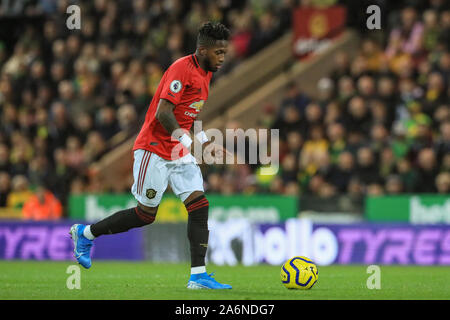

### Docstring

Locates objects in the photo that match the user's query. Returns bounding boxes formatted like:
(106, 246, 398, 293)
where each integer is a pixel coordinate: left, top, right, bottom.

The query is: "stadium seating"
(0, 0, 296, 217)
(0, 1, 448, 220)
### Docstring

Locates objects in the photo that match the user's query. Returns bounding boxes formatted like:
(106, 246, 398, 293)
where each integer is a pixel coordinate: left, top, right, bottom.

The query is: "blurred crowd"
(0, 0, 296, 218)
(1, 0, 448, 220)
(203, 2, 450, 198)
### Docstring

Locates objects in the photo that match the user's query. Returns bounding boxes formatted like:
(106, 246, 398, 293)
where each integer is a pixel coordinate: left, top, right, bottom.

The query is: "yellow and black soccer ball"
(280, 256, 318, 290)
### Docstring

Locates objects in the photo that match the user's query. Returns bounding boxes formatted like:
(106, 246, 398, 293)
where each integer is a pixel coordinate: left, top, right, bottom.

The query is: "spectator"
(324, 101, 344, 125)
(355, 147, 382, 186)
(347, 177, 364, 198)
(83, 131, 107, 164)
(280, 153, 298, 184)
(48, 101, 76, 149)
(379, 147, 397, 179)
(325, 151, 355, 192)
(0, 172, 11, 207)
(370, 123, 390, 153)
(9, 132, 32, 177)
(415, 148, 439, 192)
(367, 183, 385, 196)
(357, 75, 376, 100)
(285, 130, 303, 157)
(47, 148, 76, 209)
(70, 176, 87, 195)
(440, 153, 450, 172)
(306, 174, 325, 196)
(278, 82, 311, 117)
(96, 106, 120, 141)
(336, 76, 356, 107)
(28, 155, 49, 187)
(345, 96, 371, 136)
(117, 104, 139, 136)
(422, 72, 447, 116)
(248, 10, 280, 55)
(206, 172, 223, 194)
(396, 157, 418, 192)
(360, 38, 385, 72)
(326, 122, 346, 163)
(73, 112, 94, 144)
(0, 143, 10, 172)
(317, 77, 335, 108)
(435, 172, 450, 194)
(6, 175, 33, 210)
(65, 135, 85, 170)
(385, 175, 405, 194)
(22, 184, 62, 220)
(317, 182, 337, 198)
(350, 54, 369, 79)
(300, 125, 328, 175)
(304, 102, 323, 135)
(376, 76, 398, 126)
(385, 6, 424, 59)
(370, 99, 391, 129)
(406, 112, 434, 158)
(422, 9, 441, 52)
(229, 8, 253, 59)
(330, 51, 350, 84)
(272, 104, 304, 140)
(284, 181, 300, 196)
(434, 121, 450, 164)
(269, 176, 284, 194)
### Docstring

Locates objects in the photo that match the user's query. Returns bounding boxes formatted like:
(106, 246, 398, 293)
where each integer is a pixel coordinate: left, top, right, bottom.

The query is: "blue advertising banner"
(4, 219, 449, 265)
(206, 219, 450, 266)
(0, 221, 144, 261)
(255, 220, 450, 265)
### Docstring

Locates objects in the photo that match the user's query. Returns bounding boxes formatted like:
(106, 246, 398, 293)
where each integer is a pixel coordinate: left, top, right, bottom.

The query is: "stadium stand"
(0, 0, 297, 217)
(207, 1, 450, 200)
(0, 0, 448, 219)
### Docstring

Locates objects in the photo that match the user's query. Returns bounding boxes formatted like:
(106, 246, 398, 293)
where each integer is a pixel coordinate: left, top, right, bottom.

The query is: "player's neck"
(193, 52, 208, 73)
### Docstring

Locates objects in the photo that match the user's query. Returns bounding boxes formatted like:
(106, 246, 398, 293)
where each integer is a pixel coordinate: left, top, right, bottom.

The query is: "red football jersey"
(133, 54, 213, 160)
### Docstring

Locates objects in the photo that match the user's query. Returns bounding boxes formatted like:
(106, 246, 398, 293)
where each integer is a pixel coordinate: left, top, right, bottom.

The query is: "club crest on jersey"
(170, 80, 182, 93)
(146, 189, 157, 199)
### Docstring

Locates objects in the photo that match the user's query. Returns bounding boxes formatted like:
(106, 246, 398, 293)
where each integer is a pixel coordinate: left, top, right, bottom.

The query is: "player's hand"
(203, 141, 232, 164)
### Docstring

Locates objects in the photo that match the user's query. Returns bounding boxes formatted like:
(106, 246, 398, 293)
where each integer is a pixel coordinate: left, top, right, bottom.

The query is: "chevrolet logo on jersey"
(188, 100, 204, 112)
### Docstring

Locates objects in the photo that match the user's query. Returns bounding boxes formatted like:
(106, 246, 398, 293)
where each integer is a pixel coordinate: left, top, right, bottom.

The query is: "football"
(280, 256, 318, 290)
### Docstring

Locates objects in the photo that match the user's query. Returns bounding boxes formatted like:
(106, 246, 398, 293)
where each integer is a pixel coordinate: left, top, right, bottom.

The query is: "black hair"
(197, 21, 230, 47)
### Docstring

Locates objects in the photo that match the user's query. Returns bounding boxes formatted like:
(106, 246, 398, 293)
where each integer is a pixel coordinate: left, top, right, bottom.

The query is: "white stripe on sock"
(83, 225, 95, 240)
(191, 266, 206, 274)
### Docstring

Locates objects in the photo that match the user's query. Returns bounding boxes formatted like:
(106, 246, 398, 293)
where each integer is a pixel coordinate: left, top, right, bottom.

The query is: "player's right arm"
(155, 97, 192, 155)
(156, 60, 191, 141)
(155, 98, 181, 138)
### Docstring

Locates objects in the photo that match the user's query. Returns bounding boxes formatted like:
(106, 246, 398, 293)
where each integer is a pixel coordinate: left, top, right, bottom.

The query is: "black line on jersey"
(191, 54, 199, 68)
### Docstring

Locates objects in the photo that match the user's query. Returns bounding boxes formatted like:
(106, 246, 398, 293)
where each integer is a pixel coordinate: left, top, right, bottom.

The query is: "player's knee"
(135, 204, 158, 224)
(183, 191, 205, 207)
(184, 194, 209, 215)
(185, 194, 209, 232)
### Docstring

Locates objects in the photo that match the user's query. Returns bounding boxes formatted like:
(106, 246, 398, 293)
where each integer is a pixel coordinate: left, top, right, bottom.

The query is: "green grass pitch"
(0, 261, 449, 300)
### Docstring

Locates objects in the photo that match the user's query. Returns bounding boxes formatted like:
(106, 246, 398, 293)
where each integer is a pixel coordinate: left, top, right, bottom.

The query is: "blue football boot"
(69, 224, 93, 269)
(187, 272, 232, 289)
